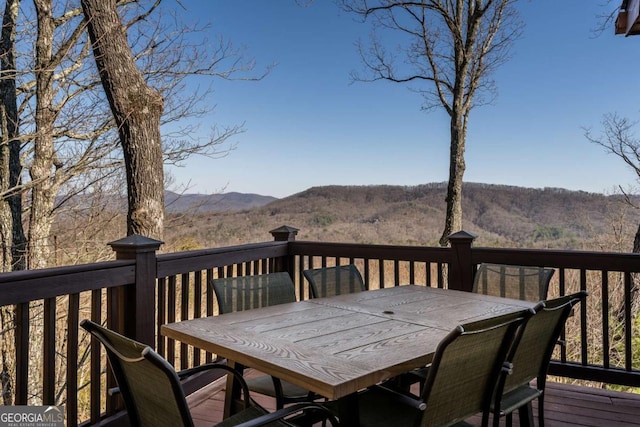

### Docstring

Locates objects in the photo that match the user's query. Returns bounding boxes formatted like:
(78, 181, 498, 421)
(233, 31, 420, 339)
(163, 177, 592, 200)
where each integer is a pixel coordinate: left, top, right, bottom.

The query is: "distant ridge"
(165, 182, 637, 250)
(164, 191, 277, 213)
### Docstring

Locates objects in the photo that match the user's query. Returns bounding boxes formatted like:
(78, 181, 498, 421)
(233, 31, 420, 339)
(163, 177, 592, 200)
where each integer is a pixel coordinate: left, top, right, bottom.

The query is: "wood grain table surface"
(161, 285, 535, 401)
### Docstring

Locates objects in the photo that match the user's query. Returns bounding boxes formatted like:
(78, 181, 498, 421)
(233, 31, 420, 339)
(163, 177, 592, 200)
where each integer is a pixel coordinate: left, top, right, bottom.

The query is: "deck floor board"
(187, 371, 640, 426)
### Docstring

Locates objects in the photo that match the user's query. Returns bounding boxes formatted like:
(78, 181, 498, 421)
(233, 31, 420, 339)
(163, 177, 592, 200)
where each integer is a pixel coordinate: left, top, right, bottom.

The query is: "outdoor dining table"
(161, 284, 536, 425)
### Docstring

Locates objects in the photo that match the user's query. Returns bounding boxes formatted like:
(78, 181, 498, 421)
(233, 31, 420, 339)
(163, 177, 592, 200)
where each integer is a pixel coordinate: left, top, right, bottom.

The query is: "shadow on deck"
(186, 370, 640, 426)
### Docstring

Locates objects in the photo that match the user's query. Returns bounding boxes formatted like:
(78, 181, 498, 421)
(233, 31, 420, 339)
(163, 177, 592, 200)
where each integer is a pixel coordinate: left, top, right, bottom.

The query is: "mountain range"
(163, 182, 639, 251)
(164, 191, 277, 213)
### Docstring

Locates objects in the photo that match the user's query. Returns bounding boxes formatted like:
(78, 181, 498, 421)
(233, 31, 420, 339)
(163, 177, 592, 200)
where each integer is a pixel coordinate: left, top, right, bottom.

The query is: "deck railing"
(0, 226, 637, 426)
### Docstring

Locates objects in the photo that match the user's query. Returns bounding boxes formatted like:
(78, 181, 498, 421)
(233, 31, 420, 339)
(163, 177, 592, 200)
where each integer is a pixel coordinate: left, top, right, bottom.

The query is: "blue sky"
(165, 1, 639, 198)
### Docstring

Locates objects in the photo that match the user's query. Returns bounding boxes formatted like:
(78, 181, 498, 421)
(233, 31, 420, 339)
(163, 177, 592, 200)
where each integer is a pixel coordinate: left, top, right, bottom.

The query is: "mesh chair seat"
(351, 386, 424, 427)
(303, 264, 366, 298)
(244, 374, 312, 400)
(214, 406, 277, 427)
(211, 272, 318, 409)
(498, 385, 543, 416)
(473, 263, 555, 302)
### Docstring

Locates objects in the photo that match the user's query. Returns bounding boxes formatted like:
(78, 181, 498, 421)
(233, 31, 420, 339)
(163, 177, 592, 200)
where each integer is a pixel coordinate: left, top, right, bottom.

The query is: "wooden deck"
(187, 370, 640, 426)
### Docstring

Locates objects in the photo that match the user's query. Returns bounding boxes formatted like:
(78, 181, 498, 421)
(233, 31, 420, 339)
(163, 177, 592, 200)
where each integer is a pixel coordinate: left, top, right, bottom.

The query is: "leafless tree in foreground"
(585, 113, 640, 317)
(340, 0, 521, 245)
(80, 0, 273, 240)
(81, 0, 166, 240)
(586, 114, 640, 252)
(0, 0, 25, 273)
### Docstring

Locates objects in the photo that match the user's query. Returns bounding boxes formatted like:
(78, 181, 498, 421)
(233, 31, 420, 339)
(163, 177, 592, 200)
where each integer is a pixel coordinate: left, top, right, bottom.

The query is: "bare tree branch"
(341, 0, 521, 245)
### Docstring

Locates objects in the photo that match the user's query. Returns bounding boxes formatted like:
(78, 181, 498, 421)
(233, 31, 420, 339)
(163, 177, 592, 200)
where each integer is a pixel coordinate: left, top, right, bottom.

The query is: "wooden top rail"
(473, 247, 640, 272)
(157, 241, 289, 277)
(289, 240, 452, 263)
(0, 259, 135, 306)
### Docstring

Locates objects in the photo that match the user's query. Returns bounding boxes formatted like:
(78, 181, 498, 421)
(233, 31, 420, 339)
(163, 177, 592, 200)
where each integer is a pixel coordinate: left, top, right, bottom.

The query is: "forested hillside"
(163, 182, 637, 253)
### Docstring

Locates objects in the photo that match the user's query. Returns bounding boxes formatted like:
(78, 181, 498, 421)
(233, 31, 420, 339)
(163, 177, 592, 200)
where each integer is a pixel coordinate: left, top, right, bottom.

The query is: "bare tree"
(81, 0, 166, 240)
(0, 0, 24, 405)
(29, 0, 87, 268)
(594, 0, 625, 35)
(79, 0, 273, 240)
(340, 0, 521, 245)
(0, 0, 268, 266)
(0, 0, 26, 272)
(585, 113, 640, 316)
(586, 114, 640, 252)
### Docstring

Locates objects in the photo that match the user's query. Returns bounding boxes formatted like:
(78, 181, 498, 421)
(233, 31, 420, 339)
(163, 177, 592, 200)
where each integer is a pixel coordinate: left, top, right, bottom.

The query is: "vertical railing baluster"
(558, 268, 567, 362)
(157, 277, 166, 356)
(15, 302, 29, 404)
(624, 272, 632, 371)
(43, 297, 56, 404)
(363, 258, 370, 290)
(167, 275, 177, 366)
(409, 261, 415, 285)
(67, 293, 79, 427)
(105, 289, 118, 414)
(89, 289, 102, 424)
(580, 269, 588, 365)
(394, 260, 400, 286)
(180, 273, 190, 370)
(205, 268, 215, 362)
(193, 270, 203, 366)
(602, 271, 610, 370)
(296, 256, 305, 300)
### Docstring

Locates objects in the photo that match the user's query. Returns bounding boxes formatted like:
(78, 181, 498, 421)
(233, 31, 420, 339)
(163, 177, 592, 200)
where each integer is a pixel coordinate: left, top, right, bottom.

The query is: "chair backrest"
(419, 309, 531, 427)
(80, 319, 194, 427)
(211, 271, 296, 314)
(303, 264, 365, 298)
(503, 290, 587, 395)
(473, 263, 555, 301)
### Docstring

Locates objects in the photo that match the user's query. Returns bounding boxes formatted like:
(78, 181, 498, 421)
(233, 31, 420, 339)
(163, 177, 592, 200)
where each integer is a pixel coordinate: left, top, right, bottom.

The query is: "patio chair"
(473, 263, 555, 302)
(211, 272, 317, 409)
(302, 264, 365, 298)
(80, 319, 338, 427)
(325, 309, 533, 427)
(212, 272, 298, 314)
(492, 290, 588, 427)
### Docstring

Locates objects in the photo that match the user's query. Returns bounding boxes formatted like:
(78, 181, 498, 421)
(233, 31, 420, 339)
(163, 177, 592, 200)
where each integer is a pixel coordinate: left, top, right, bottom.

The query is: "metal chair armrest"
(370, 384, 427, 411)
(233, 402, 340, 427)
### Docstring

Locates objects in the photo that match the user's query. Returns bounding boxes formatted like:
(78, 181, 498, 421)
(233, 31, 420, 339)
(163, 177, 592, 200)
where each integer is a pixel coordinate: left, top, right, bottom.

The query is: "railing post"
(269, 225, 298, 275)
(108, 234, 163, 346)
(270, 225, 299, 242)
(447, 230, 476, 292)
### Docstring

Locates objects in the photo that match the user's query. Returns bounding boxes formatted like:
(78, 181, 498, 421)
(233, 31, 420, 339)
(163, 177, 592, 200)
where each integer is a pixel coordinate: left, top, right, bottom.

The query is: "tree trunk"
(81, 0, 165, 240)
(439, 112, 467, 246)
(632, 222, 640, 315)
(28, 0, 59, 269)
(0, 0, 24, 272)
(0, 0, 20, 404)
(0, 0, 19, 272)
